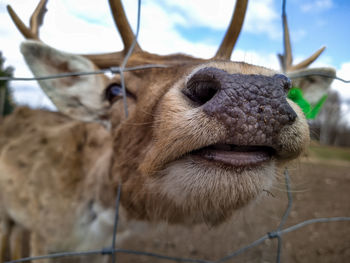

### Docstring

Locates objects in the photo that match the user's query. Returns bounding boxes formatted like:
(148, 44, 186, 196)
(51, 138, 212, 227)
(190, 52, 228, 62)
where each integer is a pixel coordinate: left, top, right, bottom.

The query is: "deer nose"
(183, 67, 297, 146)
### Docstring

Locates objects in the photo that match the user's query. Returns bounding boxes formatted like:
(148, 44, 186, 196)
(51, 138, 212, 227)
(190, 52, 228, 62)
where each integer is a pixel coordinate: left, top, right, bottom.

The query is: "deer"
(0, 0, 310, 261)
(278, 1, 336, 105)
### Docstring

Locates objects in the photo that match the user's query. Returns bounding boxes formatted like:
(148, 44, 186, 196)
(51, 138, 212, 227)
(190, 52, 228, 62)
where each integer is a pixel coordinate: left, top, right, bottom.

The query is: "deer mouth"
(189, 144, 276, 167)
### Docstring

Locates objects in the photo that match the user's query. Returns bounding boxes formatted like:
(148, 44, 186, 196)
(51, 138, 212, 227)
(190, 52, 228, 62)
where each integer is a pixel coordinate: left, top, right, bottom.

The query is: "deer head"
(4, 0, 309, 228)
(278, 4, 336, 105)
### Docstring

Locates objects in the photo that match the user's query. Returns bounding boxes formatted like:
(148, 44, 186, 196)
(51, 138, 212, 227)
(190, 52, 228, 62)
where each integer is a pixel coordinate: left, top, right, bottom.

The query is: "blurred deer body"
(0, 0, 310, 261)
(0, 105, 150, 256)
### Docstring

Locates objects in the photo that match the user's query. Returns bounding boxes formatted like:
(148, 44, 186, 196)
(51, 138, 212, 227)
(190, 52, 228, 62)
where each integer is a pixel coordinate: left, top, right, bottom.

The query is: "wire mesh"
(1, 0, 350, 262)
(4, 169, 350, 263)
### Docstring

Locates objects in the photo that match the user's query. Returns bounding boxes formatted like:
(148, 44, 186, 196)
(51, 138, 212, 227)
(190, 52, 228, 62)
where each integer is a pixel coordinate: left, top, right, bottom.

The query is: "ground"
(111, 144, 350, 263)
(10, 144, 350, 263)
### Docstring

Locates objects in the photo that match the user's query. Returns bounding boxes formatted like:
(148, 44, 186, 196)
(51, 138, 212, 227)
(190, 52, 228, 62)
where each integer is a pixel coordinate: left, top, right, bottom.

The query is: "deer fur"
(287, 68, 336, 104)
(0, 40, 309, 260)
(0, 0, 312, 261)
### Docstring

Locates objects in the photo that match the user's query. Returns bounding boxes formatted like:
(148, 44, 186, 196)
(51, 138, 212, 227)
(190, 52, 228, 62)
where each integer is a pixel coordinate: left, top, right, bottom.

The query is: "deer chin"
(147, 155, 276, 225)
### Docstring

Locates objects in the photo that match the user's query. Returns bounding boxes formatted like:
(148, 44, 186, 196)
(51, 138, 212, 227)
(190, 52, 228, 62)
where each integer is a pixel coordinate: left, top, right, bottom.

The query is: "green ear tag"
(287, 87, 327, 120)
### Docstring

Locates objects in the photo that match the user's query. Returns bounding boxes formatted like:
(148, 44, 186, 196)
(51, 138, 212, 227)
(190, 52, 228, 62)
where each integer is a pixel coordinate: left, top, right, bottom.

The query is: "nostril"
(273, 74, 292, 93)
(183, 79, 220, 106)
(283, 104, 298, 124)
(288, 110, 297, 123)
(283, 79, 292, 93)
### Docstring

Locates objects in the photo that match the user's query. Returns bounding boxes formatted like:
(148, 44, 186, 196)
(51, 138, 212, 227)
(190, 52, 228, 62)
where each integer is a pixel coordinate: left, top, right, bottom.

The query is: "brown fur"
(0, 44, 310, 261)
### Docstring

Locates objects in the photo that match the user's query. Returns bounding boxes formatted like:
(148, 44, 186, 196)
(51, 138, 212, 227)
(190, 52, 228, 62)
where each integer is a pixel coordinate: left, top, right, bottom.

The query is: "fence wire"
(0, 64, 169, 82)
(5, 169, 350, 263)
(2, 0, 350, 263)
(1, 70, 349, 83)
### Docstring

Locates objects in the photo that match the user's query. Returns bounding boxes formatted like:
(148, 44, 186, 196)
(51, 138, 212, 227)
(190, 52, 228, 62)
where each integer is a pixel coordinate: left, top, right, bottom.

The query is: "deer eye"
(105, 83, 123, 104)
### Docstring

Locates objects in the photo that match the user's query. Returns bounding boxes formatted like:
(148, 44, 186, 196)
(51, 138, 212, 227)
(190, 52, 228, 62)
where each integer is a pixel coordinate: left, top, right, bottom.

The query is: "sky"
(0, 0, 349, 112)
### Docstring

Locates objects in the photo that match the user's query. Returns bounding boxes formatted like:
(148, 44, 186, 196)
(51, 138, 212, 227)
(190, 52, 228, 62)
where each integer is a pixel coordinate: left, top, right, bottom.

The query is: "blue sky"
(0, 0, 349, 109)
(162, 0, 350, 69)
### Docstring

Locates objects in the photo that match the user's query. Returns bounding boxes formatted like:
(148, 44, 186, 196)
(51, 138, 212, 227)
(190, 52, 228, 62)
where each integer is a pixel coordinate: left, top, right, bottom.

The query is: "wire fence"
(4, 169, 350, 263)
(1, 0, 350, 262)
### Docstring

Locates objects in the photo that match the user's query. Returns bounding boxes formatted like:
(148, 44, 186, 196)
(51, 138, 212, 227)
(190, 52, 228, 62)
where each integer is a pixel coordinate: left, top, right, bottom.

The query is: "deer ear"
(20, 40, 109, 122)
(287, 67, 336, 105)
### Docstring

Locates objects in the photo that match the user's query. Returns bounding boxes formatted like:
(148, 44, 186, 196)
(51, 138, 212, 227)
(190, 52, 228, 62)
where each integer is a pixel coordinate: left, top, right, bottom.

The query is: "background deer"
(0, 0, 309, 261)
(278, 2, 335, 105)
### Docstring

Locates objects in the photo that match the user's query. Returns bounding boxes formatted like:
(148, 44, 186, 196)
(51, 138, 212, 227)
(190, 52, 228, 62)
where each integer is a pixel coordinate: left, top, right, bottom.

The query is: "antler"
(7, 0, 141, 69)
(214, 0, 248, 60)
(108, 0, 141, 52)
(7, 0, 48, 40)
(278, 0, 325, 72)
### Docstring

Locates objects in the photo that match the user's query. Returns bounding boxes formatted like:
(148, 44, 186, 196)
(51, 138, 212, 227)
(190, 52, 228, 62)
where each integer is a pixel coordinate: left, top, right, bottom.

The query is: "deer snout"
(182, 67, 297, 147)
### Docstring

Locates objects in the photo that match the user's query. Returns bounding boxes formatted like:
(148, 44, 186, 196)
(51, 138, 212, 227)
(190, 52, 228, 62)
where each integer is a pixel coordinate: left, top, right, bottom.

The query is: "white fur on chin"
(147, 156, 276, 224)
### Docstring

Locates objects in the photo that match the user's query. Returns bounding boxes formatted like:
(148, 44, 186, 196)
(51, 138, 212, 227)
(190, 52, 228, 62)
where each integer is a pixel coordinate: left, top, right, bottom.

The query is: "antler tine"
(30, 0, 48, 38)
(7, 5, 37, 40)
(288, 46, 326, 71)
(214, 0, 248, 60)
(108, 0, 141, 53)
(7, 0, 48, 40)
(85, 0, 142, 68)
(278, 0, 326, 72)
(278, 6, 293, 72)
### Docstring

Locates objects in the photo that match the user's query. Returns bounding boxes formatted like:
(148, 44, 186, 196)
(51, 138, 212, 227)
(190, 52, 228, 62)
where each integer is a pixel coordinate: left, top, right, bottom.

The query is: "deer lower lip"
(191, 145, 274, 167)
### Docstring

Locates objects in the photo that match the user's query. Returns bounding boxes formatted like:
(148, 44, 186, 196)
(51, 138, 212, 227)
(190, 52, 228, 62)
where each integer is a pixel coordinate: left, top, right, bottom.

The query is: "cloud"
(231, 50, 279, 70)
(161, 0, 280, 39)
(0, 0, 282, 63)
(301, 0, 334, 13)
(244, 0, 280, 39)
(0, 0, 339, 110)
(332, 62, 350, 100)
(11, 85, 55, 109)
(330, 62, 350, 124)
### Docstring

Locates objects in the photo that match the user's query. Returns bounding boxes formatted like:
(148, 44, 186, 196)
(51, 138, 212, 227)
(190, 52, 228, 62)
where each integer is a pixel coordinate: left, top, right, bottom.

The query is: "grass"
(308, 141, 350, 163)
